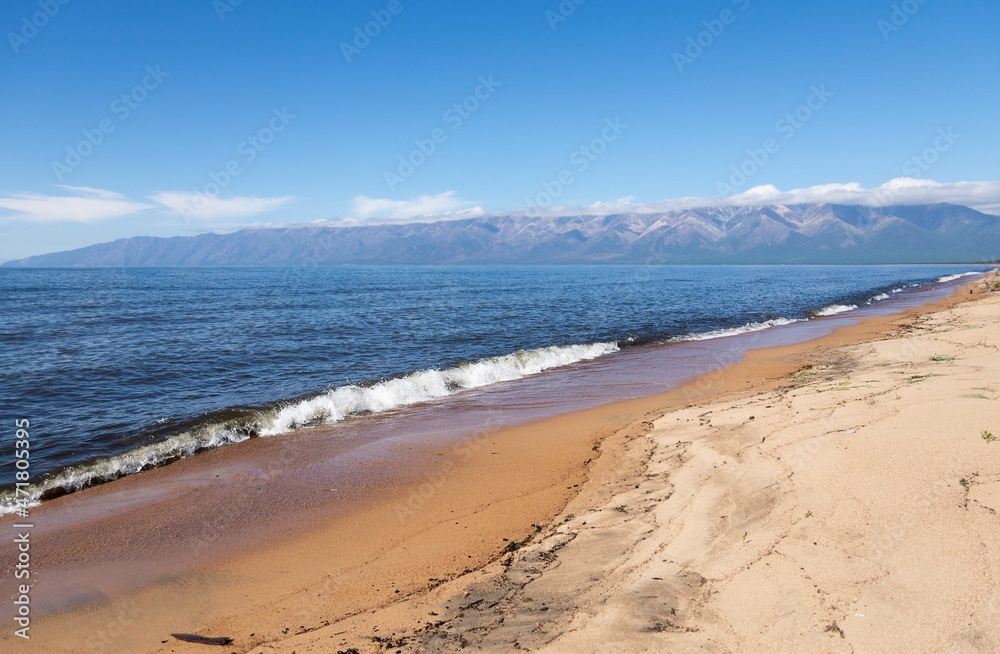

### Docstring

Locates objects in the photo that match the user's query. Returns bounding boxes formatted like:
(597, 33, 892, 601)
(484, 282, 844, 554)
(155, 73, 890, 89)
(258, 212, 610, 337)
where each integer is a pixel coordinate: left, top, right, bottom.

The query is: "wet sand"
(0, 275, 994, 652)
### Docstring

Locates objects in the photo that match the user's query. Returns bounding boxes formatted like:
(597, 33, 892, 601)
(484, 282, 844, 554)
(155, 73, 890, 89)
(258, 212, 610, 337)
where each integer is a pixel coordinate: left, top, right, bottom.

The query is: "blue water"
(0, 264, 989, 504)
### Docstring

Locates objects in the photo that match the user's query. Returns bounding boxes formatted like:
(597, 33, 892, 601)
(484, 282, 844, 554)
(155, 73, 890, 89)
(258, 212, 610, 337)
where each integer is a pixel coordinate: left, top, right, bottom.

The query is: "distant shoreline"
(3, 260, 999, 267)
(6, 203, 999, 267)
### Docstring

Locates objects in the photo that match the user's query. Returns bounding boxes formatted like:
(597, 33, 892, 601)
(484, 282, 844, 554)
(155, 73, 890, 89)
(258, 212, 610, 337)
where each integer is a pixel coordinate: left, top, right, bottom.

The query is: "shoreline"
(3, 269, 987, 517)
(261, 273, 1000, 654)
(1, 274, 994, 652)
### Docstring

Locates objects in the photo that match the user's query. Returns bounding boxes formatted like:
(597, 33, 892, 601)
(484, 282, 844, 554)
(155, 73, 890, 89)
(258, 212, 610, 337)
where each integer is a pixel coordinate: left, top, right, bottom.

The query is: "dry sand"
(4, 276, 997, 653)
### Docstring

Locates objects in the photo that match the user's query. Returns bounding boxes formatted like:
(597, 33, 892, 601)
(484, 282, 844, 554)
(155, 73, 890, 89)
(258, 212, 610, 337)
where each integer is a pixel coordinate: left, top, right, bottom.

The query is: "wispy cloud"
(0, 186, 298, 225)
(348, 191, 484, 223)
(149, 192, 296, 219)
(0, 186, 153, 223)
(513, 179, 1000, 217)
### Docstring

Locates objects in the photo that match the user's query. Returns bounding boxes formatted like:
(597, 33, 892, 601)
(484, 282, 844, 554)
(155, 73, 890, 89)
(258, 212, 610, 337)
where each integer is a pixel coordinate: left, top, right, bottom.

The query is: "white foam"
(937, 272, 980, 283)
(867, 293, 890, 303)
(0, 421, 253, 515)
(813, 304, 858, 317)
(671, 317, 802, 342)
(261, 342, 618, 434)
(0, 341, 619, 514)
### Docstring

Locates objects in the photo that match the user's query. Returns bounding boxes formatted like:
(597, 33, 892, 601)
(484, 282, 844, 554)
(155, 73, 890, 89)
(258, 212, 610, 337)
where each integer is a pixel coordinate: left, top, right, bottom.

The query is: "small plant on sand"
(983, 430, 997, 444)
(965, 386, 999, 400)
(805, 510, 813, 518)
(742, 531, 749, 545)
(929, 354, 955, 362)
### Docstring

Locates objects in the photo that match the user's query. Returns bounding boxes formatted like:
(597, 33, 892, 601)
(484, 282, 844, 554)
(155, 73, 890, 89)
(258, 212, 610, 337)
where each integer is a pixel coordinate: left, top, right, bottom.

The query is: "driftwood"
(170, 633, 234, 646)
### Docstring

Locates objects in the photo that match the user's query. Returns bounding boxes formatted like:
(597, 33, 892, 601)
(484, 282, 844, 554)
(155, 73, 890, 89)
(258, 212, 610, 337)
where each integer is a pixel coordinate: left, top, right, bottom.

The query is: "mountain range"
(7, 203, 1000, 266)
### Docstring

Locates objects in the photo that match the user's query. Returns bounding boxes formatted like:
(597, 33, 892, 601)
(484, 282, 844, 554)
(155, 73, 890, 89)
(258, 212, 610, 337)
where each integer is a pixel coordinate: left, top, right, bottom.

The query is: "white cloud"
(349, 191, 484, 223)
(149, 192, 296, 219)
(0, 186, 153, 223)
(4, 179, 998, 232)
(0, 185, 298, 226)
(518, 178, 1000, 217)
(56, 185, 131, 201)
(723, 179, 1000, 213)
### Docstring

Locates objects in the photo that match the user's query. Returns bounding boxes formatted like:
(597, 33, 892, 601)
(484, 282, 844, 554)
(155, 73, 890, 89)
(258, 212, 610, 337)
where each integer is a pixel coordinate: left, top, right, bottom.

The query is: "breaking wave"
(812, 304, 858, 317)
(262, 342, 618, 435)
(937, 272, 981, 283)
(670, 317, 804, 342)
(0, 341, 618, 514)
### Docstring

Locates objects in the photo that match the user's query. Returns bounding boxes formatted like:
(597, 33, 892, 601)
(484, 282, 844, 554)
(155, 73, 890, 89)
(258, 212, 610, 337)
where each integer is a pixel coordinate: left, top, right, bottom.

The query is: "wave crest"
(812, 304, 858, 317)
(262, 342, 618, 435)
(0, 341, 618, 514)
(670, 317, 803, 342)
(937, 272, 980, 283)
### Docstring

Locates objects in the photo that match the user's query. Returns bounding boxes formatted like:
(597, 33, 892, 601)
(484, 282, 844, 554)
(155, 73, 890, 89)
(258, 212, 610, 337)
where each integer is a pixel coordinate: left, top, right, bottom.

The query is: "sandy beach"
(3, 274, 998, 653)
(6, 3, 999, 652)
(250, 274, 1000, 654)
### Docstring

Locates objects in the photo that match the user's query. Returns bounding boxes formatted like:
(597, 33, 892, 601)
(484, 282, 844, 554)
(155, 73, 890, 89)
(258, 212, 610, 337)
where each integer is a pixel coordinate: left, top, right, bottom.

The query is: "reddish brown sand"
(0, 276, 994, 653)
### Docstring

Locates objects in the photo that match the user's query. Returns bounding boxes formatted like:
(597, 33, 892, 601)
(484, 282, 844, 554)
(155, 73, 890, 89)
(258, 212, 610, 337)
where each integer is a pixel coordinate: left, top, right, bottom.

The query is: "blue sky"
(1, 0, 999, 260)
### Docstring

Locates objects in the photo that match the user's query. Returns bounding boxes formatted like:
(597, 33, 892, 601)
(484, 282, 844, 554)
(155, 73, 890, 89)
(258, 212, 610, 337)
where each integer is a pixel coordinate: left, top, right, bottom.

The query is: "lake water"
(0, 264, 988, 510)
